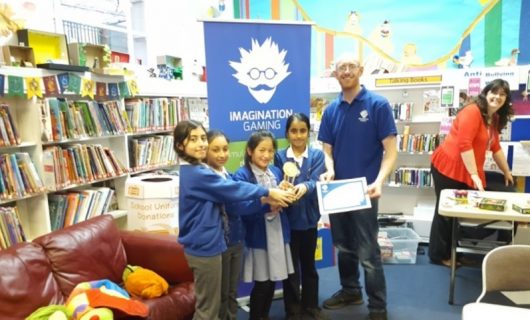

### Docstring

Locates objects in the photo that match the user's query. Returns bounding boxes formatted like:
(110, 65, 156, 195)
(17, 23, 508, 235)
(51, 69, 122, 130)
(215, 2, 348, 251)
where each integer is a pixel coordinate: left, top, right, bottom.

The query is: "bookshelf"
(0, 67, 206, 248)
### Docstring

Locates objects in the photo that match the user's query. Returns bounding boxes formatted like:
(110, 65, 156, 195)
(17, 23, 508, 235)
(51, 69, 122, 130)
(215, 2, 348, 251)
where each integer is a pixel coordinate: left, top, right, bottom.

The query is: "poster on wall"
(203, 20, 311, 141)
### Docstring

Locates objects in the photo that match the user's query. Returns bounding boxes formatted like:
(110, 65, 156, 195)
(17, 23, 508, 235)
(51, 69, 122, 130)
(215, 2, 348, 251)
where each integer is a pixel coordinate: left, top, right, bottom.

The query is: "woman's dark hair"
(173, 120, 206, 164)
(244, 130, 277, 168)
(475, 78, 513, 131)
(207, 130, 230, 144)
(284, 112, 311, 138)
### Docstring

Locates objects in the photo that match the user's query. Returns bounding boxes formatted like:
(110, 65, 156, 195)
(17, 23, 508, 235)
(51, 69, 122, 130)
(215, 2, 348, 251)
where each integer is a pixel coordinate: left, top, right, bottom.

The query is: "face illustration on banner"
(229, 37, 291, 104)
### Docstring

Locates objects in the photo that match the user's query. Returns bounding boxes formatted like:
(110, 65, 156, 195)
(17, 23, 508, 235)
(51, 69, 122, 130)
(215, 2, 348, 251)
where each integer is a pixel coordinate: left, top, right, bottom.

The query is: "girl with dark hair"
(205, 129, 245, 320)
(233, 130, 301, 320)
(173, 121, 295, 320)
(428, 79, 514, 267)
(274, 113, 329, 320)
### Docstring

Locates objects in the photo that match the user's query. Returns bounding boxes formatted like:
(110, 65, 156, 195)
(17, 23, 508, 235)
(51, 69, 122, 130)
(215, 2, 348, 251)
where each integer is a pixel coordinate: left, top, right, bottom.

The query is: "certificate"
(317, 177, 371, 214)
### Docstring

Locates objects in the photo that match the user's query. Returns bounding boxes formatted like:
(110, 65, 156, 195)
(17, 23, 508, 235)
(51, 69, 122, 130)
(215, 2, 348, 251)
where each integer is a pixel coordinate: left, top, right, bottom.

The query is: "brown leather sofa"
(0, 214, 195, 320)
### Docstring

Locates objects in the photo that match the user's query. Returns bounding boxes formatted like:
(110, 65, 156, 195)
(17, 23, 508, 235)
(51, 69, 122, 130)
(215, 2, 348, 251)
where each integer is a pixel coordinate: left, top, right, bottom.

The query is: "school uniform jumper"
(179, 163, 269, 320)
(274, 146, 326, 311)
(233, 164, 300, 319)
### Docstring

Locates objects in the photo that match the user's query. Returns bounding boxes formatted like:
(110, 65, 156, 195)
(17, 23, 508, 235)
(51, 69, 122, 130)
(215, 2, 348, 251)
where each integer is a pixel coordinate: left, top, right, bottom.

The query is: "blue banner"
(204, 21, 311, 141)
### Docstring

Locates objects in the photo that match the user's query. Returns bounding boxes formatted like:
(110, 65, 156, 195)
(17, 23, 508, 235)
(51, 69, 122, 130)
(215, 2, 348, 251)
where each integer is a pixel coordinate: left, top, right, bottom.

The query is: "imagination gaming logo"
(229, 37, 291, 104)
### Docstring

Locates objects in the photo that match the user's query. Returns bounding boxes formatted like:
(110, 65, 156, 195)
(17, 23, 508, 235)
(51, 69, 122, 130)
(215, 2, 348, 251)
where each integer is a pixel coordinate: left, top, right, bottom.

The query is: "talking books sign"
(204, 20, 311, 141)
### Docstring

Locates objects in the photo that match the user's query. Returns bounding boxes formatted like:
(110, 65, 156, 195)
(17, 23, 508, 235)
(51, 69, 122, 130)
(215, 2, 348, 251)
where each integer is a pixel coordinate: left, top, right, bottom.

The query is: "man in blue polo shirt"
(318, 53, 397, 320)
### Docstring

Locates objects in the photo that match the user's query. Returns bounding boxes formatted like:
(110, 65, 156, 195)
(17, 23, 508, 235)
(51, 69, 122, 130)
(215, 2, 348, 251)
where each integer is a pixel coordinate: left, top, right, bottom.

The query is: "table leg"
(449, 217, 457, 305)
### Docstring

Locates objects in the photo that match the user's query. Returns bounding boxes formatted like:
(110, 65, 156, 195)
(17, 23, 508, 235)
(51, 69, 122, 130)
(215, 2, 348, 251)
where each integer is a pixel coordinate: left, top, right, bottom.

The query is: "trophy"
(283, 162, 300, 186)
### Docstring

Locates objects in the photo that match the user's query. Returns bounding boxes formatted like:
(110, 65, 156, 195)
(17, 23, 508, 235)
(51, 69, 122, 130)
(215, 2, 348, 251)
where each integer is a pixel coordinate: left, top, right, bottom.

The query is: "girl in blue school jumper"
(173, 120, 294, 320)
(205, 129, 248, 320)
(274, 113, 328, 320)
(233, 130, 301, 320)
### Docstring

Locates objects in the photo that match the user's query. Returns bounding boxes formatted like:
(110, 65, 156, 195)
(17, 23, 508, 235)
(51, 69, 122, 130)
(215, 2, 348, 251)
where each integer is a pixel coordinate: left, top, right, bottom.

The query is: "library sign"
(375, 75, 443, 87)
(204, 20, 311, 141)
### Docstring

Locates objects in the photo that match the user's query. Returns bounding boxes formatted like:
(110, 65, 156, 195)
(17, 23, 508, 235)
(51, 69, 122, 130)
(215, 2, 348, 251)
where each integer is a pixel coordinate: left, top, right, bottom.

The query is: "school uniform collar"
(249, 163, 273, 178)
(212, 166, 229, 178)
(286, 146, 308, 160)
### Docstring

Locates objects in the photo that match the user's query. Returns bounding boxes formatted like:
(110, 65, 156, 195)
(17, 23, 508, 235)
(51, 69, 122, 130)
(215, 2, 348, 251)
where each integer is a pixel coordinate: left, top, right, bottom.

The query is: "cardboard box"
(126, 174, 179, 234)
(478, 198, 507, 212)
(513, 202, 530, 214)
(68, 43, 110, 72)
(17, 29, 69, 65)
(2, 45, 35, 67)
(156, 55, 182, 69)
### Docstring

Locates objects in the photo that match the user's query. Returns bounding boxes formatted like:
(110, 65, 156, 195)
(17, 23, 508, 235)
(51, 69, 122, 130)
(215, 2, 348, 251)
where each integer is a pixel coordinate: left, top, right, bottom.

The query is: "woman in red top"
(429, 78, 514, 266)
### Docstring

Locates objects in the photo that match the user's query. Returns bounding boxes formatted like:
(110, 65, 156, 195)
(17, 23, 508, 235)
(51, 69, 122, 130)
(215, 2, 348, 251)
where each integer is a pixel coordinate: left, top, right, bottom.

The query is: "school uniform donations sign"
(204, 20, 311, 141)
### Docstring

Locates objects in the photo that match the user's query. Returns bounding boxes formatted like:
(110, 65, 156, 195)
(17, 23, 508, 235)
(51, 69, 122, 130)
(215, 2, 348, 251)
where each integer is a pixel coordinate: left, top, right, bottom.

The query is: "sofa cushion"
(33, 215, 128, 297)
(0, 242, 64, 319)
(141, 282, 195, 320)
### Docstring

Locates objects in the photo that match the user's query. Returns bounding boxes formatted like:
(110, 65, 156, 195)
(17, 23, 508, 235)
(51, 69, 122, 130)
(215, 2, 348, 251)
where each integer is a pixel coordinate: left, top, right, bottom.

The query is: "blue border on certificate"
(316, 177, 372, 214)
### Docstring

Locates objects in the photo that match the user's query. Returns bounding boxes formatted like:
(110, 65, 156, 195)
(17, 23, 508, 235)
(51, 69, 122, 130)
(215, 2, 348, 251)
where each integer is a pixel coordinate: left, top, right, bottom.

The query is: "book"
(478, 198, 507, 212)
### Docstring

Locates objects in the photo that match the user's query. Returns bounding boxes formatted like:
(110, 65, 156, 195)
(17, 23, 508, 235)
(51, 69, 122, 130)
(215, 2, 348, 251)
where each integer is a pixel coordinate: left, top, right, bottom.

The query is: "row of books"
(389, 167, 433, 187)
(397, 133, 445, 153)
(48, 187, 115, 231)
(0, 104, 21, 147)
(0, 206, 26, 249)
(0, 152, 45, 200)
(129, 135, 177, 170)
(42, 144, 127, 191)
(40, 98, 131, 142)
(124, 98, 179, 132)
(391, 102, 413, 121)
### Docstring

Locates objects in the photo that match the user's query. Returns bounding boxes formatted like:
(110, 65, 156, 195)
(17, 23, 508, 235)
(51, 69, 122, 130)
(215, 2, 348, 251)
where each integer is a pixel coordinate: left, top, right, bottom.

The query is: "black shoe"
(322, 289, 363, 310)
(368, 310, 388, 320)
(303, 307, 331, 320)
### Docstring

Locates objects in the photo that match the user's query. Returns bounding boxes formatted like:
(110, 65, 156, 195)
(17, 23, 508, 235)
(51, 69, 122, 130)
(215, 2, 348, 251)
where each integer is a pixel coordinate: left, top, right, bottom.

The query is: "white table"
(463, 302, 530, 319)
(438, 189, 530, 304)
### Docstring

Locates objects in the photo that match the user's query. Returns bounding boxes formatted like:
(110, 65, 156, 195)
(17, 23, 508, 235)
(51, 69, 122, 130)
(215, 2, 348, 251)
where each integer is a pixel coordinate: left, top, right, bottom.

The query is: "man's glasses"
(337, 63, 360, 72)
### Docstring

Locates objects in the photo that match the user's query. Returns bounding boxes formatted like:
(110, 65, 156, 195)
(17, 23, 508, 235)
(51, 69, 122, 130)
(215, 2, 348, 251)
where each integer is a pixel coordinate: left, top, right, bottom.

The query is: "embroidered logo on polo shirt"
(358, 110, 369, 122)
(229, 37, 291, 104)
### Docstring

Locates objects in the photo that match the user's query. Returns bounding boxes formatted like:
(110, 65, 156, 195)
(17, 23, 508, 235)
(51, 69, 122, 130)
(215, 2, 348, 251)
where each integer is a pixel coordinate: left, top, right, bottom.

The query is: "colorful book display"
(0, 153, 45, 200)
(0, 206, 26, 249)
(389, 167, 433, 188)
(42, 144, 127, 191)
(124, 98, 179, 133)
(0, 104, 21, 147)
(41, 98, 131, 142)
(129, 135, 177, 171)
(48, 187, 115, 230)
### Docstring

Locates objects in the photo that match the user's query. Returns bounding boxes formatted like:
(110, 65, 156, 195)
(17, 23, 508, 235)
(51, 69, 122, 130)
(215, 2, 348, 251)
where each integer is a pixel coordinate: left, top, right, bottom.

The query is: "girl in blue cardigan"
(205, 130, 246, 320)
(233, 130, 301, 320)
(274, 113, 328, 320)
(173, 121, 294, 320)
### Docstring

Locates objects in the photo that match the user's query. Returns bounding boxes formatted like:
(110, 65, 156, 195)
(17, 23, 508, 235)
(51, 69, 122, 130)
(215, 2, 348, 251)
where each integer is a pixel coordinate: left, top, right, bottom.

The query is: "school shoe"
(368, 310, 388, 320)
(302, 307, 331, 320)
(322, 289, 363, 309)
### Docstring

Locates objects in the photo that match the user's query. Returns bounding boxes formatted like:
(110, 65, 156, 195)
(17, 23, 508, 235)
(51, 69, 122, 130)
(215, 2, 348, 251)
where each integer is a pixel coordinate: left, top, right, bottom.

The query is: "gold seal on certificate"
(283, 162, 300, 184)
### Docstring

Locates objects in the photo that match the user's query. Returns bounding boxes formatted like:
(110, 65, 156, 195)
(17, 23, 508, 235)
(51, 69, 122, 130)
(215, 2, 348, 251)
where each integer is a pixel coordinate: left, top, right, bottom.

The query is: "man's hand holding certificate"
(316, 177, 371, 214)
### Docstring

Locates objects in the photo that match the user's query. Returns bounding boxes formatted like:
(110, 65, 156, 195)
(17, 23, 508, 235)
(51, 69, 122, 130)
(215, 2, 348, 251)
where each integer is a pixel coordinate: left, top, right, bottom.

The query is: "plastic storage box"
(378, 227, 421, 264)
